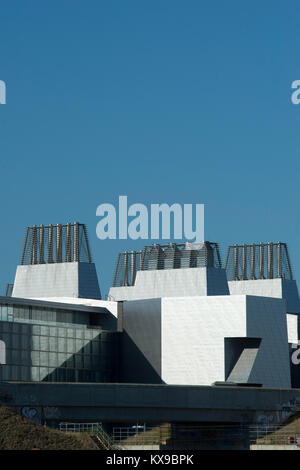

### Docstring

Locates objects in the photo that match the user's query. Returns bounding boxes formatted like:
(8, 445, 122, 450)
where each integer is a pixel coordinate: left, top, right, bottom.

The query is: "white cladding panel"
(228, 279, 300, 314)
(160, 295, 290, 388)
(109, 267, 229, 301)
(12, 262, 101, 300)
(161, 296, 246, 385)
(228, 279, 284, 298)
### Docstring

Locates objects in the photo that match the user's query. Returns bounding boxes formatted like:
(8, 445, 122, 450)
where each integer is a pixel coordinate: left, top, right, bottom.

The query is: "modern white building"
(110, 242, 299, 388)
(2, 225, 300, 389)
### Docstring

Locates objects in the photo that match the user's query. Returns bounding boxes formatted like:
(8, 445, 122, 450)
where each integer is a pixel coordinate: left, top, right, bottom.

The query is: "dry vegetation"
(0, 406, 99, 450)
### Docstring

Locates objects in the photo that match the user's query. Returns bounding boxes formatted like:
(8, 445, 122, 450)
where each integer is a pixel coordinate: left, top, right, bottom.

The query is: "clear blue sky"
(0, 1, 300, 297)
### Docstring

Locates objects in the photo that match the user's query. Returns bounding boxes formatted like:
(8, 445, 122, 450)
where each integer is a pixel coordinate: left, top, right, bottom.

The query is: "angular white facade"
(228, 279, 300, 314)
(121, 294, 291, 388)
(109, 267, 229, 301)
(12, 262, 101, 300)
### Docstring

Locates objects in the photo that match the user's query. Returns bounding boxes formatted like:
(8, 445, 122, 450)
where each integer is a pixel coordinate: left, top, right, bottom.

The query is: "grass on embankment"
(0, 406, 99, 450)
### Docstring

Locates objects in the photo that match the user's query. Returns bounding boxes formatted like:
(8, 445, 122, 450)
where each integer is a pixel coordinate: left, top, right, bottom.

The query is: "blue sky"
(0, 1, 300, 297)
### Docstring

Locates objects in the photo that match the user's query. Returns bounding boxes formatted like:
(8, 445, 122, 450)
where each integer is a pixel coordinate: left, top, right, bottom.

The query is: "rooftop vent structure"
(112, 241, 222, 287)
(20, 222, 92, 265)
(225, 242, 293, 281)
(12, 222, 101, 300)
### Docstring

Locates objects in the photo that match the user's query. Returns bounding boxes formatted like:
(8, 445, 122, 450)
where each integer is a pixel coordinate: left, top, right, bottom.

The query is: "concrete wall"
(2, 381, 300, 425)
(109, 267, 229, 301)
(12, 262, 101, 300)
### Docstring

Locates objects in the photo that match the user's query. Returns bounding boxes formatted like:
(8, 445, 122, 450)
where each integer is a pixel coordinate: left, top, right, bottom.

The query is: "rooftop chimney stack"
(12, 222, 101, 300)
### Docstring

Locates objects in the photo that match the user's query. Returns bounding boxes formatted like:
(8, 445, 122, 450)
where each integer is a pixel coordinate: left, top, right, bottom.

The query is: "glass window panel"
(12, 323, 20, 334)
(75, 355, 83, 369)
(39, 367, 49, 381)
(83, 342, 91, 355)
(21, 350, 29, 365)
(8, 310, 13, 322)
(1, 333, 10, 343)
(32, 325, 41, 335)
(49, 327, 56, 337)
(75, 339, 83, 352)
(67, 369, 75, 382)
(58, 328, 65, 338)
(19, 307, 29, 320)
(92, 341, 100, 354)
(92, 356, 101, 369)
(1, 306, 7, 321)
(67, 339, 75, 353)
(31, 367, 40, 381)
(32, 335, 40, 350)
(41, 326, 49, 336)
(21, 367, 30, 381)
(31, 351, 40, 366)
(66, 355, 75, 369)
(49, 352, 58, 367)
(12, 365, 19, 379)
(12, 335, 21, 349)
(83, 355, 91, 369)
(58, 353, 67, 366)
(76, 329, 84, 339)
(40, 336, 49, 351)
(2, 366, 10, 381)
(12, 349, 20, 363)
(40, 352, 49, 367)
(21, 335, 29, 349)
(58, 338, 66, 353)
(49, 337, 57, 352)
(56, 368, 65, 381)
(32, 308, 40, 321)
(21, 324, 30, 335)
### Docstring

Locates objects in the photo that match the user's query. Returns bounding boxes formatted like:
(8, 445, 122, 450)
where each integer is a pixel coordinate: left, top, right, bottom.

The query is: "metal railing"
(248, 425, 300, 445)
(113, 424, 171, 447)
(58, 422, 300, 449)
(59, 422, 117, 450)
(59, 422, 102, 433)
(112, 423, 300, 449)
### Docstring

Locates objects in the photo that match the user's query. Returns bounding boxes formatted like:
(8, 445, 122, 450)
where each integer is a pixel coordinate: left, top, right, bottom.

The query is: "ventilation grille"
(225, 242, 293, 281)
(112, 242, 222, 287)
(20, 223, 92, 265)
